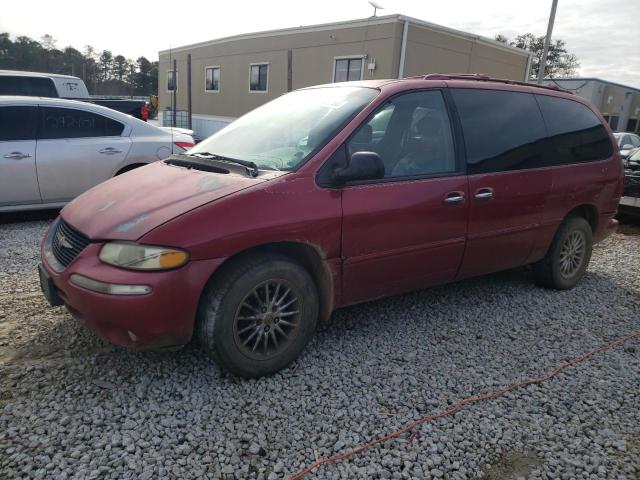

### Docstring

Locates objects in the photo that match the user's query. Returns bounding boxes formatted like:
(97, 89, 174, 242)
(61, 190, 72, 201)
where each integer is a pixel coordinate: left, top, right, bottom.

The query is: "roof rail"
(421, 73, 572, 94)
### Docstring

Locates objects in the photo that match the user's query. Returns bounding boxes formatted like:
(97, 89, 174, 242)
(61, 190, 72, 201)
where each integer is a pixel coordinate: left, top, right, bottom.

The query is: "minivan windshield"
(189, 86, 378, 171)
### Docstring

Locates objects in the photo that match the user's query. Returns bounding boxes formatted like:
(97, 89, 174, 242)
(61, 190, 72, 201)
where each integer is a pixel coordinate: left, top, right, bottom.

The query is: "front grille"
(51, 220, 90, 268)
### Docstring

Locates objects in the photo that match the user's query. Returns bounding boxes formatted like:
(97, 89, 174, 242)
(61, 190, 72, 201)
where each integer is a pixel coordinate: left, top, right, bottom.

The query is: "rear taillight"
(174, 142, 195, 151)
(140, 105, 149, 121)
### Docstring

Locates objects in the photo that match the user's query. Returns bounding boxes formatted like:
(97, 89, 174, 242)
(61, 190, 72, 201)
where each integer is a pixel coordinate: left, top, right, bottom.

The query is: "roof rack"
(420, 73, 572, 94)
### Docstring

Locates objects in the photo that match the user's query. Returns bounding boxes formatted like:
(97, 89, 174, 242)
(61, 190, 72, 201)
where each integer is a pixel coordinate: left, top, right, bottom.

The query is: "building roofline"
(159, 14, 531, 59)
(395, 14, 530, 57)
(544, 77, 640, 93)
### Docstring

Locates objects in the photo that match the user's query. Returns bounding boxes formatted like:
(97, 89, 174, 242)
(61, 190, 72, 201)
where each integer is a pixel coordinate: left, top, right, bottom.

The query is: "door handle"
(474, 187, 494, 200)
(443, 191, 465, 205)
(99, 147, 123, 155)
(3, 151, 32, 160)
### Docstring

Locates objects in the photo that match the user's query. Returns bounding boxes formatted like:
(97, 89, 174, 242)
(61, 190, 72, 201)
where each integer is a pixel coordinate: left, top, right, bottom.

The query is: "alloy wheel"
(558, 230, 586, 279)
(233, 279, 301, 360)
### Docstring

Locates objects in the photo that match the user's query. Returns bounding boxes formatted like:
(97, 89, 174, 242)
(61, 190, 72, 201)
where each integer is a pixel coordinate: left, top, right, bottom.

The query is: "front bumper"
(41, 235, 223, 350)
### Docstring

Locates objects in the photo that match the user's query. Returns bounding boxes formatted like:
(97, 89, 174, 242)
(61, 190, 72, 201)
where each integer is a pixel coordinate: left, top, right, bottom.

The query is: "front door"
(339, 90, 469, 305)
(36, 106, 131, 203)
(449, 89, 552, 278)
(0, 105, 40, 207)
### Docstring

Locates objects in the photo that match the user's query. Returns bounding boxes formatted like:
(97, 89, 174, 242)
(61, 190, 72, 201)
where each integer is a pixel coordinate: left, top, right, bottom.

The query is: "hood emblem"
(57, 231, 73, 249)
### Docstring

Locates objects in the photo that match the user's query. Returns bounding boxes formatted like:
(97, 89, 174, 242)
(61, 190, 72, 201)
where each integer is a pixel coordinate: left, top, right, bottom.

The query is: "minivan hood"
(61, 161, 276, 240)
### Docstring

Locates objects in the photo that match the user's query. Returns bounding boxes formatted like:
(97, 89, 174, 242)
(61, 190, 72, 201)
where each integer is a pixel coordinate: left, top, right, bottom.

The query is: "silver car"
(613, 132, 640, 159)
(0, 96, 194, 212)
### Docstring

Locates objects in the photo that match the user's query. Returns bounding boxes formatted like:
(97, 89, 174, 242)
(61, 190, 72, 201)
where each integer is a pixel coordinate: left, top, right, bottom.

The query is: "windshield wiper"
(186, 152, 259, 177)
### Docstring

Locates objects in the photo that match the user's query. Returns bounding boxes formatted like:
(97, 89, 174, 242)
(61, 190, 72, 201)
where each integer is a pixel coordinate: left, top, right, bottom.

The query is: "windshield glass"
(190, 86, 378, 171)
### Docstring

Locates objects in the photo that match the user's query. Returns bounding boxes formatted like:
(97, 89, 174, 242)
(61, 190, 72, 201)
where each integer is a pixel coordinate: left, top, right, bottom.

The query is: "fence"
(161, 109, 191, 129)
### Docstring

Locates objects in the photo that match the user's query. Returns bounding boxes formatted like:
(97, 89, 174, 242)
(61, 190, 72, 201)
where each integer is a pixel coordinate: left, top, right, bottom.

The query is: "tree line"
(0, 33, 158, 96)
(495, 33, 579, 80)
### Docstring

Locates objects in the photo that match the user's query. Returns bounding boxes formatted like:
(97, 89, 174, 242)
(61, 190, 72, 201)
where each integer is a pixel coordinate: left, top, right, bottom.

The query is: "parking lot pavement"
(0, 217, 639, 480)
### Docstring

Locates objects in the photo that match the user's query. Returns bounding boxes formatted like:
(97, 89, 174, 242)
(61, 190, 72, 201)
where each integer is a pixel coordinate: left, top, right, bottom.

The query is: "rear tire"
(533, 216, 593, 290)
(197, 254, 319, 378)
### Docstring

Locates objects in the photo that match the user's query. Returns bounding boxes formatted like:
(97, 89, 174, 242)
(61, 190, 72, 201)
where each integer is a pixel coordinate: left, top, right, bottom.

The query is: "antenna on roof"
(368, 0, 384, 17)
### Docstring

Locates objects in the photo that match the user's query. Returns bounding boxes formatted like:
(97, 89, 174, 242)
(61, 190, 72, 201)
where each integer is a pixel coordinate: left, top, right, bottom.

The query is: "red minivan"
(39, 74, 623, 377)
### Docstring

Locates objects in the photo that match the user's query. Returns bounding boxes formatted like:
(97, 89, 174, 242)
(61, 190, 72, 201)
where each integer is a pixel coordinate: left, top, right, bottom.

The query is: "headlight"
(99, 242, 189, 270)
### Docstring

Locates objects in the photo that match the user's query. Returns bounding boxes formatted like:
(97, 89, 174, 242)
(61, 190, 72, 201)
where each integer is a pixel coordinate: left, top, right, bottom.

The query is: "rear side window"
(40, 107, 124, 139)
(536, 95, 613, 164)
(451, 89, 546, 174)
(0, 106, 38, 141)
(0, 76, 58, 97)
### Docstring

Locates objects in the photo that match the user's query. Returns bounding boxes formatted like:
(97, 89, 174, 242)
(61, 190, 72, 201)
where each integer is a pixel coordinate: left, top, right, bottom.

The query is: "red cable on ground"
(289, 330, 640, 480)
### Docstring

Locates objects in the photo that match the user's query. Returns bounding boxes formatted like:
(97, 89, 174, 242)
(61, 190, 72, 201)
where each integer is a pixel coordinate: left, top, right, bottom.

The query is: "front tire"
(533, 216, 593, 290)
(197, 254, 319, 377)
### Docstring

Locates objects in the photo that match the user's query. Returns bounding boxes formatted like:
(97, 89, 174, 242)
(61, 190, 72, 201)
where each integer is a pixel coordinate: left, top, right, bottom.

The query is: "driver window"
(347, 90, 456, 179)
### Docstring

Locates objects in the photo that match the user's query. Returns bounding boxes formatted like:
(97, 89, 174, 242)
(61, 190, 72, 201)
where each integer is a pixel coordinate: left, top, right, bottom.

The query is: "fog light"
(70, 274, 151, 295)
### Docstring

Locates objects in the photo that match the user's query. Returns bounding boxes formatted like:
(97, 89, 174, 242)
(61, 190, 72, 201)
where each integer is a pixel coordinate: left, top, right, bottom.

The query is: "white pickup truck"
(0, 70, 151, 120)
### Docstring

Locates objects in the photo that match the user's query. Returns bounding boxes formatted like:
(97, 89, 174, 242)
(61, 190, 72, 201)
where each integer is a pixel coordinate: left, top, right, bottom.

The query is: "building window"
(250, 64, 268, 92)
(205, 66, 220, 92)
(167, 70, 177, 91)
(334, 57, 363, 83)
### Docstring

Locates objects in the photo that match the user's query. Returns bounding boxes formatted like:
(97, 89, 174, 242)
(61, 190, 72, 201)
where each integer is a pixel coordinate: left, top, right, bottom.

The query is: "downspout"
(398, 20, 409, 79)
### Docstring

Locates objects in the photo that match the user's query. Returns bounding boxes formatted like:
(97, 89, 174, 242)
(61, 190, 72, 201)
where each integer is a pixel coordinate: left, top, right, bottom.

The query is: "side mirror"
(622, 144, 634, 150)
(332, 151, 385, 184)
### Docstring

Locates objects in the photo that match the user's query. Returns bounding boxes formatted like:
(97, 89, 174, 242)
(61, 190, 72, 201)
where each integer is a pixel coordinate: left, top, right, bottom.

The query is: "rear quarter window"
(450, 89, 546, 174)
(0, 76, 58, 97)
(40, 107, 125, 139)
(535, 95, 613, 164)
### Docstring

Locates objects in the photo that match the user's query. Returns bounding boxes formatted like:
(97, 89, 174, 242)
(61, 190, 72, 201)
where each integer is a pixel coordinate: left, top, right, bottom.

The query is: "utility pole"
(187, 54, 192, 130)
(537, 0, 559, 84)
(172, 59, 177, 128)
(130, 64, 135, 98)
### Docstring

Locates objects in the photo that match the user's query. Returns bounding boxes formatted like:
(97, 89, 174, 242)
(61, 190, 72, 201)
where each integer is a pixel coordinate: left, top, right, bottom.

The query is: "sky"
(2, 0, 639, 87)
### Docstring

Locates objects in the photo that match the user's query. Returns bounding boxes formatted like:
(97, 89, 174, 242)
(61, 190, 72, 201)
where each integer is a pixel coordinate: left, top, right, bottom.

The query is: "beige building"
(158, 14, 532, 138)
(542, 78, 640, 133)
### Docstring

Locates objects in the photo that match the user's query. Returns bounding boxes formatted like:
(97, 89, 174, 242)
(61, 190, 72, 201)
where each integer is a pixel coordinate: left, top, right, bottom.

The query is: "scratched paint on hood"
(116, 213, 149, 233)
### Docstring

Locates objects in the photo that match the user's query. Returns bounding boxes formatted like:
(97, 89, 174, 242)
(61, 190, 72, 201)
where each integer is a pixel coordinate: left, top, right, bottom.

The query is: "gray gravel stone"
(0, 216, 639, 479)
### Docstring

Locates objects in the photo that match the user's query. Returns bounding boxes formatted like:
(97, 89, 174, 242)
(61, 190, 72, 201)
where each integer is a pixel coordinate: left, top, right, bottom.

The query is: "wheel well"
(207, 242, 335, 324)
(115, 163, 147, 176)
(566, 204, 598, 232)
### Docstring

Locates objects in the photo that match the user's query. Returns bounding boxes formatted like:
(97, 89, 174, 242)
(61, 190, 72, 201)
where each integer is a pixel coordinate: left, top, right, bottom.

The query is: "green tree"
(40, 34, 57, 50)
(97, 49, 114, 83)
(496, 33, 579, 80)
(135, 56, 156, 95)
(0, 33, 154, 96)
(113, 55, 127, 81)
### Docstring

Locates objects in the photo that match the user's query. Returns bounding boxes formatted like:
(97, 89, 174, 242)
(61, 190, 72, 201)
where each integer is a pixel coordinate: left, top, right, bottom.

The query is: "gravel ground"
(0, 214, 639, 480)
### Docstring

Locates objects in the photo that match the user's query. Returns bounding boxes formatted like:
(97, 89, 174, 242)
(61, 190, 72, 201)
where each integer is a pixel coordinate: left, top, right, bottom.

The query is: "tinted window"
(334, 58, 363, 82)
(40, 107, 124, 139)
(0, 76, 58, 97)
(536, 95, 613, 164)
(0, 106, 38, 141)
(347, 90, 456, 179)
(250, 64, 268, 91)
(205, 67, 220, 91)
(451, 89, 546, 174)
